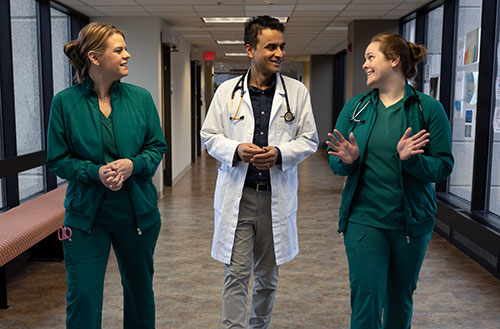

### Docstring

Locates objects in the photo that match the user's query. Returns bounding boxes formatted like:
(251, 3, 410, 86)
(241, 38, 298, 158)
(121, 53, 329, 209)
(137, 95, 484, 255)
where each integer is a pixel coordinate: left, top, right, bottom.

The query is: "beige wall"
(93, 16, 165, 191)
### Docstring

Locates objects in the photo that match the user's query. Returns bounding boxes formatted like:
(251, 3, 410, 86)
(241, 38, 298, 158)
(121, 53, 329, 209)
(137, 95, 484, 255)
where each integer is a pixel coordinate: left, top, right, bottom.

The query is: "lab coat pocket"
(214, 168, 230, 212)
(277, 120, 297, 141)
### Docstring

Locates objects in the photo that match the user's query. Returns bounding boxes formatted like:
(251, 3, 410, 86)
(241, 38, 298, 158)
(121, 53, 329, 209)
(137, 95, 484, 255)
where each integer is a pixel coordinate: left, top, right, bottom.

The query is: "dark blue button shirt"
(243, 74, 282, 184)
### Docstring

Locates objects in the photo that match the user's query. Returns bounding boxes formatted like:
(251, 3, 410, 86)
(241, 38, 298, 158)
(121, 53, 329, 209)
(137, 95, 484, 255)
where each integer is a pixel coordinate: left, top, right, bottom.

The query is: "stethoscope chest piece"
(284, 111, 295, 122)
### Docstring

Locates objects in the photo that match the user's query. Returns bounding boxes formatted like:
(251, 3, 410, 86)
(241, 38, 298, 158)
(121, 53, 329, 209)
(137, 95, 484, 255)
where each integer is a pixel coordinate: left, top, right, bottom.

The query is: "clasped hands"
(326, 127, 430, 163)
(237, 143, 278, 170)
(98, 159, 134, 191)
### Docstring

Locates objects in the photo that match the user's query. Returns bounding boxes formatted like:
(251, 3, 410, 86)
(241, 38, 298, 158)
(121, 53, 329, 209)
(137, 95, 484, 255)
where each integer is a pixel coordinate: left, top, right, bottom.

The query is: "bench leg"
(0, 265, 8, 309)
(29, 231, 64, 261)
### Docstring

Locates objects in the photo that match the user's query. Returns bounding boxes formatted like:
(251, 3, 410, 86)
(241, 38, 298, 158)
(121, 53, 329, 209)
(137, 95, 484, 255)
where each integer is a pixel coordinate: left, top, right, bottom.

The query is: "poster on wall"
(464, 124, 473, 139)
(497, 40, 500, 99)
(454, 100, 463, 119)
(494, 107, 500, 133)
(464, 72, 478, 104)
(431, 55, 441, 76)
(457, 37, 465, 65)
(464, 28, 480, 65)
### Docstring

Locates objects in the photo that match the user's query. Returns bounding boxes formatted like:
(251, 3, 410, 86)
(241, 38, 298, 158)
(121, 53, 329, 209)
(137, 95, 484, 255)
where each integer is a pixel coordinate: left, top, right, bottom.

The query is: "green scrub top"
(349, 98, 406, 230)
(94, 111, 135, 224)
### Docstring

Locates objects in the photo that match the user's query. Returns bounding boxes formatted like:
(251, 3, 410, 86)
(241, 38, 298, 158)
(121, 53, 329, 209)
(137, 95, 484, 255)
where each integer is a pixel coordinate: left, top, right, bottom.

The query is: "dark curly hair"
(244, 16, 285, 49)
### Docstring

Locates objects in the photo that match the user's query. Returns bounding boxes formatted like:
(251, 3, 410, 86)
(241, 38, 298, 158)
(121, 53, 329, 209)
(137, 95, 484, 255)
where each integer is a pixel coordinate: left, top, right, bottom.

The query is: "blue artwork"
(465, 110, 473, 123)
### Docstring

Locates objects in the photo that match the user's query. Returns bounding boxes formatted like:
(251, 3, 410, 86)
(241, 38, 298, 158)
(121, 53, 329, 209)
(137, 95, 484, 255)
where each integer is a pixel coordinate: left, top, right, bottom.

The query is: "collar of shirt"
(247, 73, 277, 94)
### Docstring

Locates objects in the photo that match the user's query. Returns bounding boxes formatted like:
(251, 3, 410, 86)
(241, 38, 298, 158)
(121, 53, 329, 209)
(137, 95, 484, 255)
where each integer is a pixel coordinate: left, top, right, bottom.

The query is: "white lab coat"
(200, 71, 319, 266)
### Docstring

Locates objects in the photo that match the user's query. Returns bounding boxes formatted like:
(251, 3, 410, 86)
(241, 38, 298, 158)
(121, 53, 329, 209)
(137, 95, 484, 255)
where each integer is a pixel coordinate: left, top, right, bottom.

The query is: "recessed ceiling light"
(325, 26, 348, 31)
(202, 17, 288, 23)
(225, 53, 248, 57)
(217, 40, 244, 45)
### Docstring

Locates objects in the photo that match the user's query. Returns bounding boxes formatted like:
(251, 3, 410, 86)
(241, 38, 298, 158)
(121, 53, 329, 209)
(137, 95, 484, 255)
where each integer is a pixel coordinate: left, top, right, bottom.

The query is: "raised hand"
(326, 129, 360, 164)
(397, 127, 430, 161)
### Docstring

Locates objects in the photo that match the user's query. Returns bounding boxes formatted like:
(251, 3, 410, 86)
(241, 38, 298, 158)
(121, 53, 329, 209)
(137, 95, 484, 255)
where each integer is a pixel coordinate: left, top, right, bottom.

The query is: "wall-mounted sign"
(204, 51, 215, 60)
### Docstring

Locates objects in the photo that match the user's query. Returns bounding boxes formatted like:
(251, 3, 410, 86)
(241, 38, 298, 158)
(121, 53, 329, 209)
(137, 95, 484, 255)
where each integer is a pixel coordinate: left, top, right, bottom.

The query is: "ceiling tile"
(245, 5, 293, 15)
(289, 11, 340, 17)
(195, 5, 244, 11)
(345, 4, 399, 10)
(53, 0, 89, 6)
(151, 12, 198, 17)
(143, 5, 193, 11)
(245, 0, 296, 4)
(339, 10, 389, 16)
(295, 4, 346, 11)
(81, 0, 137, 5)
(190, 0, 243, 4)
(297, 0, 350, 4)
(136, 0, 189, 4)
(92, 5, 146, 13)
(66, 5, 104, 16)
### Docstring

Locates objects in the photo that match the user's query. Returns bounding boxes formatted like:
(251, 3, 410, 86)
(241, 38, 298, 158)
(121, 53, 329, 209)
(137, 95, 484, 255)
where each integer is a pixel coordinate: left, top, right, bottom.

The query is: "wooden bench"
(0, 185, 66, 309)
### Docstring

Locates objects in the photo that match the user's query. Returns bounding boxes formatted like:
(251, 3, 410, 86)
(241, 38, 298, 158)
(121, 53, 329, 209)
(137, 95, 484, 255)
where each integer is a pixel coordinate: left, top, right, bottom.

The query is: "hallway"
(1, 151, 499, 328)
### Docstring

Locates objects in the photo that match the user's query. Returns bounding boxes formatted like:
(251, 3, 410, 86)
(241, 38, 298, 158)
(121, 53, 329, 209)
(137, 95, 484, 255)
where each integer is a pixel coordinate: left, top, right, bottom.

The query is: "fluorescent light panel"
(217, 40, 244, 45)
(225, 53, 248, 57)
(202, 17, 288, 23)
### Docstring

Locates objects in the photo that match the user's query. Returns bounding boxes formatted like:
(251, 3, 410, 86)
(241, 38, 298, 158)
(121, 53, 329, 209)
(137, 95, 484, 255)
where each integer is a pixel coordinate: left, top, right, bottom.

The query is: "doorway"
(162, 45, 173, 186)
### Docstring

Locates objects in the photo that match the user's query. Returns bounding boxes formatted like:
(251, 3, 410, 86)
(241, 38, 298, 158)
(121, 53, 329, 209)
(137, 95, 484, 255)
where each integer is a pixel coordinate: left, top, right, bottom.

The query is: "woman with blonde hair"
(326, 33, 454, 328)
(47, 22, 167, 329)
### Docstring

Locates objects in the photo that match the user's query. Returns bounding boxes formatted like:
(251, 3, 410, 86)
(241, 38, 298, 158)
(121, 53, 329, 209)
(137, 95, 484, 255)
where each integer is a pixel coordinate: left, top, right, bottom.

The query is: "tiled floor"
(0, 151, 499, 328)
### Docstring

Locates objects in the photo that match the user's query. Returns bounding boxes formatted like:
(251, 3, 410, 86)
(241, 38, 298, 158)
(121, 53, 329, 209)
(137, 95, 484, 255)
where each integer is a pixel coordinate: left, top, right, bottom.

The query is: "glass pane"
(51, 7, 70, 186)
(51, 7, 71, 95)
(10, 0, 43, 156)
(489, 4, 500, 216)
(19, 166, 45, 202)
(423, 6, 444, 99)
(0, 179, 4, 210)
(449, 0, 482, 202)
(402, 19, 416, 43)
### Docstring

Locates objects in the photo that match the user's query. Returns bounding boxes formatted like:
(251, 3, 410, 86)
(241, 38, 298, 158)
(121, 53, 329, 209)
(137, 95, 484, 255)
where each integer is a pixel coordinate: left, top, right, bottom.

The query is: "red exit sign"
(204, 51, 215, 60)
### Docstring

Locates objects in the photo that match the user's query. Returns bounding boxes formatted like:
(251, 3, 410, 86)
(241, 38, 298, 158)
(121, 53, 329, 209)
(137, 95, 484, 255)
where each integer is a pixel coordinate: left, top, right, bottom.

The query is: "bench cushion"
(0, 185, 66, 267)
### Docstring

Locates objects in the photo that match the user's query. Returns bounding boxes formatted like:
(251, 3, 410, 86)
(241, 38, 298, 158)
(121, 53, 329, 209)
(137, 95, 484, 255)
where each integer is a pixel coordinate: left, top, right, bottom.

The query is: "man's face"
(246, 28, 286, 76)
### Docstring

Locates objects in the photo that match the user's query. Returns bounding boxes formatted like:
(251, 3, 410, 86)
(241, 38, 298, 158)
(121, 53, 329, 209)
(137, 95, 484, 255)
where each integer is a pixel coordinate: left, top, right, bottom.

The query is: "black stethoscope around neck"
(350, 85, 424, 126)
(229, 72, 295, 123)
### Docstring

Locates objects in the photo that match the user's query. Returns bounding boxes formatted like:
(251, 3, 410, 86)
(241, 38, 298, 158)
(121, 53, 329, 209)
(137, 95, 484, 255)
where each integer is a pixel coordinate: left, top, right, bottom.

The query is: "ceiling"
(53, 0, 429, 63)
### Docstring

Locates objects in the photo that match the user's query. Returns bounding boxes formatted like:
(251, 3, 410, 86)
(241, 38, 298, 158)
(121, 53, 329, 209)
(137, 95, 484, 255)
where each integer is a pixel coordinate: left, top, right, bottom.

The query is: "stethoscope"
(350, 85, 425, 127)
(230, 72, 295, 123)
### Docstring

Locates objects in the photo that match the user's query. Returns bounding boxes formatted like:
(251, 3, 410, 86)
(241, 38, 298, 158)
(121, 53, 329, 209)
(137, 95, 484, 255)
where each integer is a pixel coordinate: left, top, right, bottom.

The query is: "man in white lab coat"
(200, 15, 318, 329)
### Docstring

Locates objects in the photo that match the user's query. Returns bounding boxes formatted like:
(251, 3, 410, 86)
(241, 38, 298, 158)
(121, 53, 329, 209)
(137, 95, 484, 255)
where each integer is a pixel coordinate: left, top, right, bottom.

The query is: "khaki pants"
(222, 187, 279, 329)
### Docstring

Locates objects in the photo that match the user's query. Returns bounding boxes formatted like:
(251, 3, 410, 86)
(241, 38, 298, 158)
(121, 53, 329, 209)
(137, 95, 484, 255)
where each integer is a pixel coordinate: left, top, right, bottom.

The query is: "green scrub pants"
(343, 221, 432, 329)
(63, 220, 161, 329)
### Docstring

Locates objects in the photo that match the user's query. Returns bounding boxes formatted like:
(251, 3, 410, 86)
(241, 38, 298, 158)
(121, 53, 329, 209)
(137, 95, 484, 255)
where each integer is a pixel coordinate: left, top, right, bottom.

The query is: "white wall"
(170, 36, 192, 182)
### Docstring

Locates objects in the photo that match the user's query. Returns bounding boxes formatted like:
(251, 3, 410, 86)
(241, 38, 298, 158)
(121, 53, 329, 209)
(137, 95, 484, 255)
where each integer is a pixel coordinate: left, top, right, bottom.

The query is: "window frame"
(0, 0, 88, 209)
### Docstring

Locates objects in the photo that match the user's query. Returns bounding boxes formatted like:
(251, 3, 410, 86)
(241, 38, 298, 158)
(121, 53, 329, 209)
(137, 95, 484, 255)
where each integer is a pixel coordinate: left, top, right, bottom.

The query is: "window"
(10, 0, 43, 157)
(423, 6, 444, 99)
(19, 166, 44, 202)
(488, 4, 500, 216)
(50, 6, 71, 185)
(51, 7, 71, 95)
(402, 18, 416, 43)
(449, 0, 483, 202)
